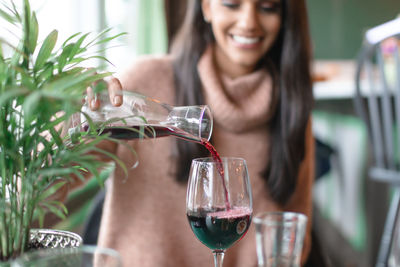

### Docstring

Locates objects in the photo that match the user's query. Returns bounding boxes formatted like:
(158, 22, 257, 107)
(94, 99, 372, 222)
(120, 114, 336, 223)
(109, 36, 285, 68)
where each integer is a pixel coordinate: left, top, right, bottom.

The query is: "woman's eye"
(259, 2, 281, 13)
(221, 1, 240, 9)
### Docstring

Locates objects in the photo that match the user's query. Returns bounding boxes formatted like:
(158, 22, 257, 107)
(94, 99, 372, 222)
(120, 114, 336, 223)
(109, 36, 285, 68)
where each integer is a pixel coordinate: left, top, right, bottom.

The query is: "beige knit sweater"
(96, 47, 315, 267)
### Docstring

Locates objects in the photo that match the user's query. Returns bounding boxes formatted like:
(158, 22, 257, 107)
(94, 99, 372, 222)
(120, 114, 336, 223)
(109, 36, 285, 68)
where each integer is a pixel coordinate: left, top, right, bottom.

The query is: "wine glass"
(186, 157, 253, 267)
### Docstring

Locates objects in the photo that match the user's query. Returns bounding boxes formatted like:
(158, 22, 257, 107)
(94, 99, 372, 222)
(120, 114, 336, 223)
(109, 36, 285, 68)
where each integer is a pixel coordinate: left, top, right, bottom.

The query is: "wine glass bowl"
(186, 157, 253, 266)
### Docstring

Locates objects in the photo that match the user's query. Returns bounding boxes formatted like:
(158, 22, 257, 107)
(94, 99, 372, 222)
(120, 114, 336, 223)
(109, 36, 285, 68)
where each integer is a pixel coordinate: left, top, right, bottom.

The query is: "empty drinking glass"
(254, 212, 307, 267)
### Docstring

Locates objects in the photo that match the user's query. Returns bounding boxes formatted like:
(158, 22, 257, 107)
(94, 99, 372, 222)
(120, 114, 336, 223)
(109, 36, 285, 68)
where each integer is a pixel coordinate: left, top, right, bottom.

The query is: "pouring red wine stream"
(201, 139, 231, 210)
(85, 124, 231, 209)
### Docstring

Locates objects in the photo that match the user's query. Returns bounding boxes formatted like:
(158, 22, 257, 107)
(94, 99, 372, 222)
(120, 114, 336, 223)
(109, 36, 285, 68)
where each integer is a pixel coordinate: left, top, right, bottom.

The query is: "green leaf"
(22, 90, 41, 122)
(41, 202, 67, 220)
(93, 32, 127, 46)
(93, 80, 107, 94)
(49, 126, 63, 147)
(22, 0, 31, 61)
(10, 1, 21, 22)
(10, 40, 24, 67)
(34, 207, 45, 228)
(86, 55, 115, 67)
(34, 29, 58, 71)
(57, 43, 74, 72)
(27, 11, 38, 54)
(23, 0, 31, 22)
(66, 57, 86, 66)
(42, 114, 69, 131)
(93, 147, 129, 177)
(0, 8, 17, 25)
(37, 62, 54, 81)
(69, 32, 90, 58)
(69, 168, 86, 182)
(38, 181, 67, 201)
(38, 167, 76, 176)
(61, 32, 81, 47)
(62, 67, 85, 75)
(0, 87, 28, 107)
(58, 201, 68, 215)
(86, 28, 113, 47)
(20, 69, 35, 89)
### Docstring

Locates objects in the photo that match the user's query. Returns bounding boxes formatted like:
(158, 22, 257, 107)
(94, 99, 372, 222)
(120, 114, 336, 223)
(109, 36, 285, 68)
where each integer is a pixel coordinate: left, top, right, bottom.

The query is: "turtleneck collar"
(197, 45, 274, 133)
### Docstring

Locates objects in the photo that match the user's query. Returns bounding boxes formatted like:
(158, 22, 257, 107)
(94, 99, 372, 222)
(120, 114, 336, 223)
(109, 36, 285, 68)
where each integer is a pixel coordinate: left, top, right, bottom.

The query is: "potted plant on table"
(0, 0, 127, 263)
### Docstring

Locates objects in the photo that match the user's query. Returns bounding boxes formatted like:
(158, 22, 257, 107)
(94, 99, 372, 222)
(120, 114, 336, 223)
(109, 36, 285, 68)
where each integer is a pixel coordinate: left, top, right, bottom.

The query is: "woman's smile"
(230, 34, 263, 47)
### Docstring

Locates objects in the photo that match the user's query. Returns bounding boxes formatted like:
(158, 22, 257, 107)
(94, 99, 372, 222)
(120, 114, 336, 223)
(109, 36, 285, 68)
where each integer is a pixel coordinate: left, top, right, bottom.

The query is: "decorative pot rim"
(29, 228, 82, 249)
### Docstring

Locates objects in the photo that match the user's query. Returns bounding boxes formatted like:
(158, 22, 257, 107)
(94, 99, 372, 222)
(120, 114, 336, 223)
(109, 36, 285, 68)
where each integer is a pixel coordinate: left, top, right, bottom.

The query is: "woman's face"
(202, 0, 282, 78)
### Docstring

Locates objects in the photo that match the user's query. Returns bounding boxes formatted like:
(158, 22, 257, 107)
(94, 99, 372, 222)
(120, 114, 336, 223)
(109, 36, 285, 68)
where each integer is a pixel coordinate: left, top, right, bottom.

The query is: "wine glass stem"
(213, 250, 225, 267)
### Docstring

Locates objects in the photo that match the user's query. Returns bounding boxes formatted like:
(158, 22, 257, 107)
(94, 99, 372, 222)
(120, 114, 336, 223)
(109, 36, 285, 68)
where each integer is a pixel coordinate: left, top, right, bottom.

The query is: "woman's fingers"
(86, 86, 100, 110)
(86, 76, 123, 110)
(86, 68, 101, 110)
(107, 77, 123, 106)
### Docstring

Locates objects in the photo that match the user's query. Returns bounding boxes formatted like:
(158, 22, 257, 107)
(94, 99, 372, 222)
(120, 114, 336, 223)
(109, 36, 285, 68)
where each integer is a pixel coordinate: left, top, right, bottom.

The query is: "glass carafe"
(80, 91, 213, 142)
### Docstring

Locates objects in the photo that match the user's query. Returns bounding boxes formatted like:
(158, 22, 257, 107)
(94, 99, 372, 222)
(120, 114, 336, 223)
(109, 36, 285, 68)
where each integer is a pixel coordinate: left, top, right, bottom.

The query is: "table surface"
(313, 60, 358, 100)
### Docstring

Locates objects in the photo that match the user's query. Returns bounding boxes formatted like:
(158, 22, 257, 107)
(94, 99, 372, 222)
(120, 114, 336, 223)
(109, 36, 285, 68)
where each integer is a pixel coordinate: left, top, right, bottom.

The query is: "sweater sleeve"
(284, 118, 315, 265)
(118, 55, 175, 105)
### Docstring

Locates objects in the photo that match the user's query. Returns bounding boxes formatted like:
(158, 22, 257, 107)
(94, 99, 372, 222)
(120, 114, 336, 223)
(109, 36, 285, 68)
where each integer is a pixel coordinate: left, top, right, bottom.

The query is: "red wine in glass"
(187, 207, 252, 251)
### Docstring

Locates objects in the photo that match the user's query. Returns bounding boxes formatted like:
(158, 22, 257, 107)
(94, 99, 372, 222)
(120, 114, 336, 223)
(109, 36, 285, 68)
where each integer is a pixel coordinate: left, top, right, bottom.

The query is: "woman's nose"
(237, 5, 259, 31)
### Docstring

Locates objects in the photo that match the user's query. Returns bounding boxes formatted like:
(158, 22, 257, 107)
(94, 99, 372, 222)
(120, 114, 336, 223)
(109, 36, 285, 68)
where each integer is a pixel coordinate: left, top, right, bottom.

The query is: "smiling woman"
(78, 0, 315, 266)
(201, 0, 282, 78)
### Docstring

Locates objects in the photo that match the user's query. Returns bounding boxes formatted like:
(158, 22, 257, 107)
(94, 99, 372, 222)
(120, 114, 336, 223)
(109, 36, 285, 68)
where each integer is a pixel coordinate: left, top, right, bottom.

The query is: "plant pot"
(0, 229, 82, 267)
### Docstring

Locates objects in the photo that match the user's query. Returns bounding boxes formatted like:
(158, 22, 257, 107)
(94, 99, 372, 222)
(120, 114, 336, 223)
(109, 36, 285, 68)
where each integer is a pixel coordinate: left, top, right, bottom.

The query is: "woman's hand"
(87, 77, 124, 110)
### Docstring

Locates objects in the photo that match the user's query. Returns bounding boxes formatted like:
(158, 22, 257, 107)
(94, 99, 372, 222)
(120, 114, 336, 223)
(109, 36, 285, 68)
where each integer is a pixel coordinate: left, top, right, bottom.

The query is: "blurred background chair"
(353, 17, 400, 267)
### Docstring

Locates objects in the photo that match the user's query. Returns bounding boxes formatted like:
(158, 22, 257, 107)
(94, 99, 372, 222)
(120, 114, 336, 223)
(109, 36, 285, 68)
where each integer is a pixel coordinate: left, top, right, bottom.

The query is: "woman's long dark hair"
(171, 0, 313, 205)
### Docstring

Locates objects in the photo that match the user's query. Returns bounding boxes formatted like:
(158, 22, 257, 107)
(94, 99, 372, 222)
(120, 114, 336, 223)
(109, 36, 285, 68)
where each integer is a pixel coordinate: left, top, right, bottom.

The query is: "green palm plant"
(0, 0, 127, 262)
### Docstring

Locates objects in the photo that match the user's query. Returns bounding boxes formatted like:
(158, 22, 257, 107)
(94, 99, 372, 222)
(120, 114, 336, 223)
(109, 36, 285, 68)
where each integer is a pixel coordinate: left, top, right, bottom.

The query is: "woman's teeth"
(232, 35, 260, 44)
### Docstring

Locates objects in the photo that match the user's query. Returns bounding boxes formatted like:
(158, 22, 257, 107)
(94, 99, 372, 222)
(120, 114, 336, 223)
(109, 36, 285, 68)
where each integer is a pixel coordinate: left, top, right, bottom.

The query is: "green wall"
(307, 0, 400, 59)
